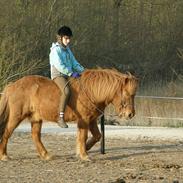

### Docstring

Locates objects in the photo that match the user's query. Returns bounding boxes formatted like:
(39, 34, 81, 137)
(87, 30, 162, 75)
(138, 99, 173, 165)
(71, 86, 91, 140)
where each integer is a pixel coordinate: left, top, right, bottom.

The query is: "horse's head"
(111, 75, 138, 120)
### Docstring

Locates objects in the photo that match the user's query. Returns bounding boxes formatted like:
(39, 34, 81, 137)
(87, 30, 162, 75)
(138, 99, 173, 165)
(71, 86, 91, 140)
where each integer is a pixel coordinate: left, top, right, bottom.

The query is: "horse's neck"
(64, 75, 119, 121)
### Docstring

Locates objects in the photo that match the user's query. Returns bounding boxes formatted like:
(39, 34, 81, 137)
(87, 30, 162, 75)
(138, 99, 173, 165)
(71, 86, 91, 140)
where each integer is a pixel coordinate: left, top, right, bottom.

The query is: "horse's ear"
(126, 71, 132, 77)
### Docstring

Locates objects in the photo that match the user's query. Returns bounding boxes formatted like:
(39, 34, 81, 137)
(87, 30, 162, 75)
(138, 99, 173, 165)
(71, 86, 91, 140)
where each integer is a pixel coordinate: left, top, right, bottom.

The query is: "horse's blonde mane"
(73, 68, 138, 103)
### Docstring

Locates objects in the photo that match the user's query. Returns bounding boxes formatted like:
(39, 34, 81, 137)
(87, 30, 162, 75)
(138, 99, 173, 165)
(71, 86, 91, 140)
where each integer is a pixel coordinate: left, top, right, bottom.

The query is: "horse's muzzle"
(119, 111, 135, 120)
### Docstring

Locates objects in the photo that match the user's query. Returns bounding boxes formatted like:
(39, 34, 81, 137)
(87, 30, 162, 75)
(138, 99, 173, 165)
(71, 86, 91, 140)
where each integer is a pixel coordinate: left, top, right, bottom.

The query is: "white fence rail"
(136, 95, 183, 121)
(136, 95, 183, 100)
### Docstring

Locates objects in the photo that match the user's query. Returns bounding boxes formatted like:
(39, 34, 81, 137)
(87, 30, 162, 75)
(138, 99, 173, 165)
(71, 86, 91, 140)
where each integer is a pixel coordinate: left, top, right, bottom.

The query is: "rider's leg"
(53, 76, 70, 128)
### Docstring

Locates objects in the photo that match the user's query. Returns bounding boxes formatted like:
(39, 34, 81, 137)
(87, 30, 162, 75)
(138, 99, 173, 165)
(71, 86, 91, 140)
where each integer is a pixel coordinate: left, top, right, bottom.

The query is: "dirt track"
(0, 128, 183, 183)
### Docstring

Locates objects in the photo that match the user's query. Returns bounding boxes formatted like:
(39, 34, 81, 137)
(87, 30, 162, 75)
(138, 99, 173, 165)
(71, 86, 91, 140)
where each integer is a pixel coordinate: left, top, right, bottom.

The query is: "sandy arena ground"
(0, 122, 183, 183)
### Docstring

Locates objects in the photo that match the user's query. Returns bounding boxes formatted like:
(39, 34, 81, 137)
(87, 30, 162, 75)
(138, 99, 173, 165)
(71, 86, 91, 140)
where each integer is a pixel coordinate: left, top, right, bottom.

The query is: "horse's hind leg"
(31, 121, 52, 160)
(86, 120, 101, 151)
(0, 116, 21, 161)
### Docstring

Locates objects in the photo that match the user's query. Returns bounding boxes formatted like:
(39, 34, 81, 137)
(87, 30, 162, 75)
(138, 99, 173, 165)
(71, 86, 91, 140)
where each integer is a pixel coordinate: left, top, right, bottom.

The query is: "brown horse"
(0, 68, 138, 161)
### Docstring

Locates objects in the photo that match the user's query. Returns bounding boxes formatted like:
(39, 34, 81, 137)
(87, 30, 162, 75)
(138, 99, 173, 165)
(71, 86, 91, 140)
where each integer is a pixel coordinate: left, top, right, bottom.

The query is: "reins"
(78, 77, 106, 116)
(71, 76, 119, 117)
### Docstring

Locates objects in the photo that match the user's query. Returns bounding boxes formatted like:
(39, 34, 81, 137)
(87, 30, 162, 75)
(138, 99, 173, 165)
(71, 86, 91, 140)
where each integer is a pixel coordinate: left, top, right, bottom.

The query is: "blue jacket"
(49, 42, 84, 77)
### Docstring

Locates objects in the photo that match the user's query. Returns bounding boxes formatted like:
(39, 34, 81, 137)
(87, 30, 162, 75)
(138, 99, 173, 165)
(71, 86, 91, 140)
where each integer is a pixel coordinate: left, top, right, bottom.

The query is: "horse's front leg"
(86, 120, 101, 151)
(31, 121, 52, 160)
(76, 121, 90, 161)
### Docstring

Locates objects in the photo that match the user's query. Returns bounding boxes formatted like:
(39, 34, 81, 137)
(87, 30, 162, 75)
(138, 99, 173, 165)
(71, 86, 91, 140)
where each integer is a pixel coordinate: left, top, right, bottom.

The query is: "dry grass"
(0, 38, 47, 91)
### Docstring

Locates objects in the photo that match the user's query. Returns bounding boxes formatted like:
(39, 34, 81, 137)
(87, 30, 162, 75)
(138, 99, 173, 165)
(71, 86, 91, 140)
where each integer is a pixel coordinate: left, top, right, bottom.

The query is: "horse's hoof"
(80, 155, 92, 162)
(41, 153, 53, 161)
(0, 155, 10, 161)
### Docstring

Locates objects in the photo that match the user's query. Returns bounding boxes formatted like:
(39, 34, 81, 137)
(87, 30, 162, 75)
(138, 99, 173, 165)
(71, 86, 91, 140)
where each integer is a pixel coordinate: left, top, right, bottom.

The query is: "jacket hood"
(50, 42, 60, 50)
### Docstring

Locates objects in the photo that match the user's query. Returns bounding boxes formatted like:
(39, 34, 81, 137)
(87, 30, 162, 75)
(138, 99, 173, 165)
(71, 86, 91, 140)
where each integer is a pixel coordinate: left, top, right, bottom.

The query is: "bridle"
(115, 80, 134, 115)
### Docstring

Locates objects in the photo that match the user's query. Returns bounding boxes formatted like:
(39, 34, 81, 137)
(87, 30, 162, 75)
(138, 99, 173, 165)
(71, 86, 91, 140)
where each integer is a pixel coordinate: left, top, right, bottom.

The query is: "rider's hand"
(71, 72, 80, 78)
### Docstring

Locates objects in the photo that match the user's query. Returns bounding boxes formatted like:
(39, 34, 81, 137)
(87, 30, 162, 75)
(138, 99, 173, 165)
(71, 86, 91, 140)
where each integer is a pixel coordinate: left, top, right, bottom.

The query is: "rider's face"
(61, 36, 71, 47)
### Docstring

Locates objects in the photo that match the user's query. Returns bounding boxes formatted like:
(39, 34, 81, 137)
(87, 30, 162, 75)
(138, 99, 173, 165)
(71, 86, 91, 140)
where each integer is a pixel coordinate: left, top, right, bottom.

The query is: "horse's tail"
(0, 89, 9, 140)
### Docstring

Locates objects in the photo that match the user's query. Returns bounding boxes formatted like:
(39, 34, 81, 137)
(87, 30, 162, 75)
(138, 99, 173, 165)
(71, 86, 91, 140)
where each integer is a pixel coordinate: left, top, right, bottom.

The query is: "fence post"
(100, 115, 105, 154)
